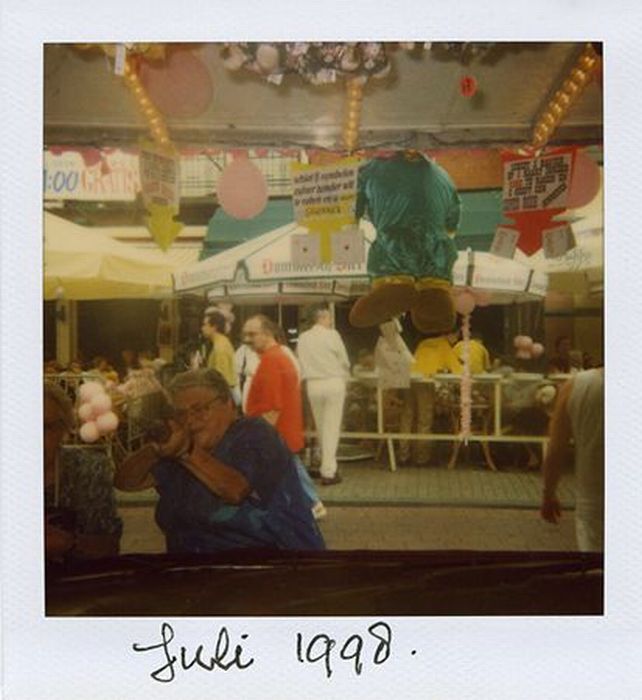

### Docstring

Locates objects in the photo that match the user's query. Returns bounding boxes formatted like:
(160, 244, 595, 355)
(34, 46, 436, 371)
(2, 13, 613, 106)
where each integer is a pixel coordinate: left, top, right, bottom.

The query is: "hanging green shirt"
(356, 155, 461, 280)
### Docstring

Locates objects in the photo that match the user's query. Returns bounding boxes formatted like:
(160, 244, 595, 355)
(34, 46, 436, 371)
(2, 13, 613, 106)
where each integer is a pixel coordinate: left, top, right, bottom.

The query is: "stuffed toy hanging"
(349, 152, 462, 334)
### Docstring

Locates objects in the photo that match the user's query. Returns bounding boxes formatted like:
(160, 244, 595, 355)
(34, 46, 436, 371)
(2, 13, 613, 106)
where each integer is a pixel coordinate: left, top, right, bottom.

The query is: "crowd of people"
(44, 304, 603, 562)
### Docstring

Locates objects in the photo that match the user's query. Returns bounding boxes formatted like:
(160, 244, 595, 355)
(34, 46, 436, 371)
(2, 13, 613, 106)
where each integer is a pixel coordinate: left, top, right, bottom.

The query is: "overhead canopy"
(174, 221, 547, 304)
(44, 212, 179, 300)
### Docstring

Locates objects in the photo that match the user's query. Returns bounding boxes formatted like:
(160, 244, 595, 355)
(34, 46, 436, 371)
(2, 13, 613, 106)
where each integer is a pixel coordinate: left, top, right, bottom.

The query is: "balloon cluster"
(513, 335, 545, 361)
(77, 381, 119, 443)
(343, 78, 364, 153)
(453, 288, 491, 316)
(532, 43, 600, 149)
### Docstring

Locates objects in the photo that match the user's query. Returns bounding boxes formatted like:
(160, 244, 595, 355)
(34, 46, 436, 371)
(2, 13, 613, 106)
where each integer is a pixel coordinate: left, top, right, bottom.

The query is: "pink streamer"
(460, 313, 472, 442)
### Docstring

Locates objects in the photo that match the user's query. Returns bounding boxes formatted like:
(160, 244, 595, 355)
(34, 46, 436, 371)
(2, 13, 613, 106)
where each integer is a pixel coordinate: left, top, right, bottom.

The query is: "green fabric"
(456, 189, 508, 252)
(356, 155, 461, 280)
(200, 199, 294, 260)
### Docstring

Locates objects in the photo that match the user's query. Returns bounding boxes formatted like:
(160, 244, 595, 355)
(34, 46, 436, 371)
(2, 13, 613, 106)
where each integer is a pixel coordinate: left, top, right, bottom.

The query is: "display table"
(306, 372, 566, 471)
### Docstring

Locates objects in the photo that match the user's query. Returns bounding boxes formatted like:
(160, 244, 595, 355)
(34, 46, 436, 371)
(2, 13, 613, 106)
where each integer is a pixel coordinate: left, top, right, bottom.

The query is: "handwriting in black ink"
(132, 622, 254, 683)
(296, 621, 392, 678)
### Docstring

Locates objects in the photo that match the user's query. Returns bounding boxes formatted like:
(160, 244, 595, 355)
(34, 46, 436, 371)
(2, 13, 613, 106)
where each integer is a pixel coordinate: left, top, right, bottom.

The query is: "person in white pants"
(296, 305, 351, 485)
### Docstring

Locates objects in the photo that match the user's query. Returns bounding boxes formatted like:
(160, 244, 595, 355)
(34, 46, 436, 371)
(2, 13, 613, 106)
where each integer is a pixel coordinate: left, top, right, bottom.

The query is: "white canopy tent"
(44, 211, 181, 300)
(174, 220, 548, 304)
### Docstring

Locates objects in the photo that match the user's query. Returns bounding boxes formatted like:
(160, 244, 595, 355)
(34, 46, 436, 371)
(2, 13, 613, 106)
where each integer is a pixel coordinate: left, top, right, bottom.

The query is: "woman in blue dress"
(115, 369, 325, 554)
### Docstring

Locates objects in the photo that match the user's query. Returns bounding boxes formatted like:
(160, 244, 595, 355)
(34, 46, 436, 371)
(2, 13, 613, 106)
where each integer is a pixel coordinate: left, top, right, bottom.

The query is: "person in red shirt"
(243, 314, 326, 518)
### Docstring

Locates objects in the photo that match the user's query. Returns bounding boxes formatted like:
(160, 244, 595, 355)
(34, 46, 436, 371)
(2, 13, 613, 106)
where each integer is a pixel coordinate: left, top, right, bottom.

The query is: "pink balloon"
(531, 342, 544, 358)
(475, 291, 492, 307)
(515, 349, 532, 360)
(454, 291, 476, 315)
(513, 335, 525, 348)
(567, 150, 601, 209)
(78, 403, 95, 423)
(79, 381, 103, 402)
(517, 336, 533, 351)
(217, 159, 268, 220)
(90, 393, 112, 415)
(96, 411, 119, 435)
(139, 50, 214, 119)
(79, 421, 100, 443)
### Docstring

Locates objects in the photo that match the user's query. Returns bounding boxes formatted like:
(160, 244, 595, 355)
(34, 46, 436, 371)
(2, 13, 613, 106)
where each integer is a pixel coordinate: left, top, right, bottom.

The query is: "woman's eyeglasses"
(174, 396, 225, 423)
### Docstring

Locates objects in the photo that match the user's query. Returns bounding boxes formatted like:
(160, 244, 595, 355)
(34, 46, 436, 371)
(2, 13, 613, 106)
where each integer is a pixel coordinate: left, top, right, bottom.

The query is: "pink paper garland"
(460, 312, 472, 443)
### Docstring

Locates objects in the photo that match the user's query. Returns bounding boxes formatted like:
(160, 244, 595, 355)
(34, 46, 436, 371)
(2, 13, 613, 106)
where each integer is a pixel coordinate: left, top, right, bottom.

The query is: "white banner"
(43, 149, 140, 201)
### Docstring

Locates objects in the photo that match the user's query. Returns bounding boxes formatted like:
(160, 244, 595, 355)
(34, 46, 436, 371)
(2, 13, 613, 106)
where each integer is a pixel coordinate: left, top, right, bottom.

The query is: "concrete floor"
(119, 503, 577, 554)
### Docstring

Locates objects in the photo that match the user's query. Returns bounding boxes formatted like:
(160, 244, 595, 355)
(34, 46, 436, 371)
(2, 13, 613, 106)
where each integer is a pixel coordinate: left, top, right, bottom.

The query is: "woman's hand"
(157, 419, 192, 458)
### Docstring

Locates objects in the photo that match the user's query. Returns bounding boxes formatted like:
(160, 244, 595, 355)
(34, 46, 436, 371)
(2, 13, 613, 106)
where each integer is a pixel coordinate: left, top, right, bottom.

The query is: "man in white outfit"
(297, 305, 350, 485)
(540, 367, 604, 552)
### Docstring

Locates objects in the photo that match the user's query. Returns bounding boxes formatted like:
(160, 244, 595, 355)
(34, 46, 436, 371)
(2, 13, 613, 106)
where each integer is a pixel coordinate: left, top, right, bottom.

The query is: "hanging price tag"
(490, 226, 520, 259)
(114, 44, 127, 76)
(542, 223, 576, 258)
(331, 227, 365, 264)
(291, 233, 321, 266)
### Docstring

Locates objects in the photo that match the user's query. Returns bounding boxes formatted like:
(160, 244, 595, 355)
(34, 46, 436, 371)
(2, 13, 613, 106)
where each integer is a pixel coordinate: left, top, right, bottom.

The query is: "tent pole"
(278, 303, 283, 327)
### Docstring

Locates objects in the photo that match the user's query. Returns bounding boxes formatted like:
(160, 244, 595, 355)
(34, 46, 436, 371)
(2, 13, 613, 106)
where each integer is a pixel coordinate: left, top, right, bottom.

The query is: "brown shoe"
(349, 279, 417, 328)
(320, 474, 343, 486)
(410, 287, 455, 335)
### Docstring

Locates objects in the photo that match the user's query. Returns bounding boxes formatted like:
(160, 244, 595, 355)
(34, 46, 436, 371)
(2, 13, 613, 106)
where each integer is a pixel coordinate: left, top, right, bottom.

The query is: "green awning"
(200, 198, 295, 260)
(200, 190, 506, 260)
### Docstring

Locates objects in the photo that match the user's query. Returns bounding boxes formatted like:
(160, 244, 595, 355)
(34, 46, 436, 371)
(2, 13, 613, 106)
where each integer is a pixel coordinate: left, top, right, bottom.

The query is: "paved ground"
(119, 504, 577, 554)
(117, 455, 578, 554)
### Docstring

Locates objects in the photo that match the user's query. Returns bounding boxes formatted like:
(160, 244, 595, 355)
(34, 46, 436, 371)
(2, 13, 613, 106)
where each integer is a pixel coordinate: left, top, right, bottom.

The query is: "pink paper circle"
(78, 403, 95, 423)
(454, 291, 476, 315)
(140, 50, 214, 119)
(90, 393, 112, 415)
(567, 150, 601, 209)
(79, 421, 100, 443)
(217, 159, 268, 220)
(96, 411, 119, 434)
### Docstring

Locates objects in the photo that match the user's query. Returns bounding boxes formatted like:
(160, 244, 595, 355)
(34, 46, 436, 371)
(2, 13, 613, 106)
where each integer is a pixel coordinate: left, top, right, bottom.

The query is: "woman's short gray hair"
(168, 369, 232, 403)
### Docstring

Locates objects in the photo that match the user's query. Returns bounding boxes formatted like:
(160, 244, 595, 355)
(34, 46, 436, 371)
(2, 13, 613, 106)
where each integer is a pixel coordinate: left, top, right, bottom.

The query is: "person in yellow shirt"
(201, 311, 239, 404)
(453, 332, 491, 374)
(399, 332, 462, 465)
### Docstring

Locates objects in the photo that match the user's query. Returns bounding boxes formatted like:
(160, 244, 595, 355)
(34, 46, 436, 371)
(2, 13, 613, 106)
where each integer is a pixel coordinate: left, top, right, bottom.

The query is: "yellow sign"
(290, 157, 360, 263)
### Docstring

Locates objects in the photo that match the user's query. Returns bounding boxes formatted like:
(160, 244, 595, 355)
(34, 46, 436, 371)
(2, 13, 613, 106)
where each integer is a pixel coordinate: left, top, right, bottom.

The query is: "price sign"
(490, 226, 520, 259)
(542, 223, 576, 259)
(503, 152, 573, 213)
(139, 141, 180, 209)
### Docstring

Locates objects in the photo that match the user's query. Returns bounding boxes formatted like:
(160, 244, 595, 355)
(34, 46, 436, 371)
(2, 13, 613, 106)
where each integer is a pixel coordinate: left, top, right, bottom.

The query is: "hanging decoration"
(221, 42, 397, 85)
(77, 381, 119, 443)
(459, 75, 478, 98)
(139, 139, 183, 250)
(217, 157, 268, 220)
(566, 148, 601, 209)
(531, 43, 600, 150)
(454, 290, 477, 442)
(343, 78, 364, 153)
(290, 156, 360, 264)
(349, 153, 461, 336)
(74, 43, 185, 250)
(139, 49, 214, 119)
(500, 146, 576, 256)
